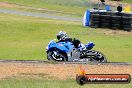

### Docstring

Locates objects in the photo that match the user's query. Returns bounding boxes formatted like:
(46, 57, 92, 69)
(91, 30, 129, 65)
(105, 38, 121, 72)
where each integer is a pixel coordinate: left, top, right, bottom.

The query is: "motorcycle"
(46, 39, 107, 62)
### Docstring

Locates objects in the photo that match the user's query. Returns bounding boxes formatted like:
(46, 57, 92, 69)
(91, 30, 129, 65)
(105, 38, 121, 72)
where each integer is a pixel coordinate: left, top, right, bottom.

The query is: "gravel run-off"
(0, 62, 132, 80)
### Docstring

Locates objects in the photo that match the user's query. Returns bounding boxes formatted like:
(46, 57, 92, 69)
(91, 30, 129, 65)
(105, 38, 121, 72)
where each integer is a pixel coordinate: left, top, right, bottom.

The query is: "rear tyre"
(94, 51, 107, 62)
(85, 50, 107, 62)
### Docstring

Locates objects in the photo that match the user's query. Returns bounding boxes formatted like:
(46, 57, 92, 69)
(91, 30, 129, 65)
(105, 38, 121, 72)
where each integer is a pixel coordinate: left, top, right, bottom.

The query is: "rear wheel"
(85, 50, 107, 62)
(47, 50, 67, 61)
(93, 51, 107, 62)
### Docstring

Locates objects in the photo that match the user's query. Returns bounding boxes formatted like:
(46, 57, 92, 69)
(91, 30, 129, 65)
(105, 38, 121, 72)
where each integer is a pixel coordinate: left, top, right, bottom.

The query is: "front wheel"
(47, 50, 67, 61)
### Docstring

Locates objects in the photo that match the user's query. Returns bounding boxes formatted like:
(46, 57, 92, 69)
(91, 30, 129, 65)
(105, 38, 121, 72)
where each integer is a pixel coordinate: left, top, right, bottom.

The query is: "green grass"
(123, 0, 132, 3)
(0, 78, 132, 88)
(0, 0, 131, 18)
(0, 13, 132, 62)
(110, 0, 132, 3)
(0, 0, 89, 7)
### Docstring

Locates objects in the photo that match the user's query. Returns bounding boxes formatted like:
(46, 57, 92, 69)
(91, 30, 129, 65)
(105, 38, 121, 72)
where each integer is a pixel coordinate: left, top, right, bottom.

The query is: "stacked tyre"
(111, 16, 122, 30)
(90, 12, 132, 32)
(122, 14, 132, 32)
(100, 15, 111, 28)
(90, 14, 100, 28)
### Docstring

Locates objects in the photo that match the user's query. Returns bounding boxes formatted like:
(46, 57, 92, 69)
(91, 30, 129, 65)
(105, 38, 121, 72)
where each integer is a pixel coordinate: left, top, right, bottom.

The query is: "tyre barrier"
(90, 12, 132, 32)
(90, 14, 100, 28)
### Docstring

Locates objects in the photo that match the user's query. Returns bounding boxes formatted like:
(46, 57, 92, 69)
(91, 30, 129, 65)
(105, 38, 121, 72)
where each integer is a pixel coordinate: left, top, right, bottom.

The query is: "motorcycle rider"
(56, 31, 86, 51)
(57, 31, 72, 43)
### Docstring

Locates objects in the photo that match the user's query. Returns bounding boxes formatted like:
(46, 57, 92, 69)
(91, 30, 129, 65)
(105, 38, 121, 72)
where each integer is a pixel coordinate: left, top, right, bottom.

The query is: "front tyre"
(47, 50, 67, 61)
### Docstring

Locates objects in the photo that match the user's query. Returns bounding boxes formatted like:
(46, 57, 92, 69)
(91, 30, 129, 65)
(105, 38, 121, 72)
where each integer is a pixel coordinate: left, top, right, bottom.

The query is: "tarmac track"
(0, 60, 132, 65)
(0, 9, 81, 22)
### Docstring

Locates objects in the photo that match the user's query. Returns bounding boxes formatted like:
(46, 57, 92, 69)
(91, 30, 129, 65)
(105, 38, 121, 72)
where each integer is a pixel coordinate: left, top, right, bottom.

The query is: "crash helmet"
(57, 31, 68, 40)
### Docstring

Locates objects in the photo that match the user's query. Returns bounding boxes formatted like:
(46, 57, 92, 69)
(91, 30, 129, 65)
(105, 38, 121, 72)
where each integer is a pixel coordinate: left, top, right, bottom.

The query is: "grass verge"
(0, 78, 132, 88)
